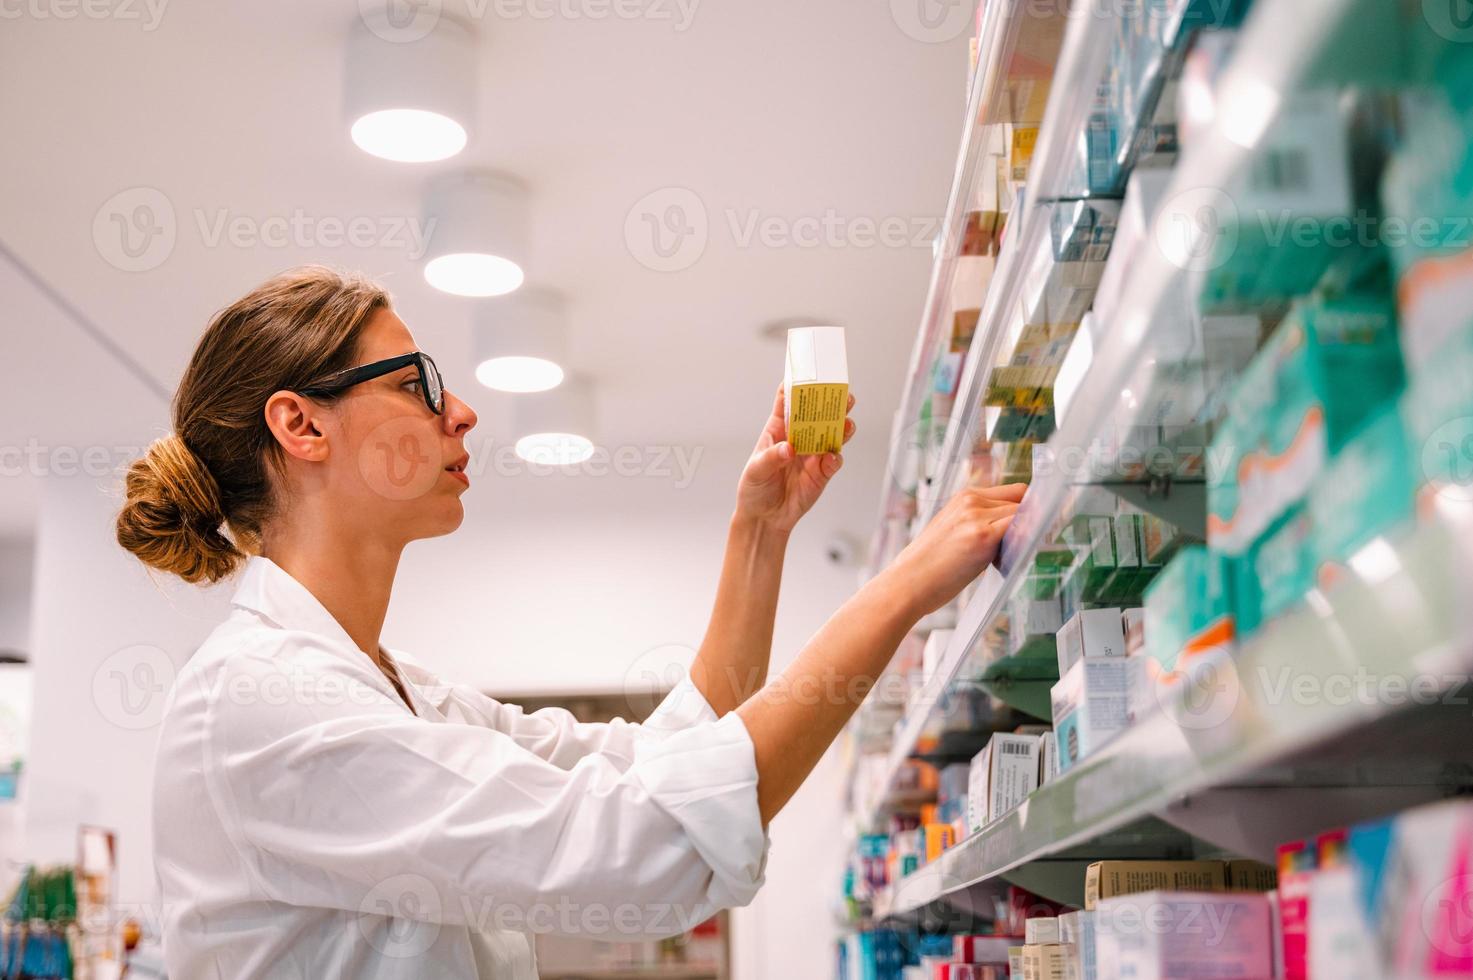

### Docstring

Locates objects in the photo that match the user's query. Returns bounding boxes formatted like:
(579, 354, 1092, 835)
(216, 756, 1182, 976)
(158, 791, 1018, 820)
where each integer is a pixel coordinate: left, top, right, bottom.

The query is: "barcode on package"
(1000, 741, 1032, 756)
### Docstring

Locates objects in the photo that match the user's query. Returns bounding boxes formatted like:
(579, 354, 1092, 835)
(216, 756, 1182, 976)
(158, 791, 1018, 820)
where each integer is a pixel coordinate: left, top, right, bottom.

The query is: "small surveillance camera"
(824, 532, 860, 567)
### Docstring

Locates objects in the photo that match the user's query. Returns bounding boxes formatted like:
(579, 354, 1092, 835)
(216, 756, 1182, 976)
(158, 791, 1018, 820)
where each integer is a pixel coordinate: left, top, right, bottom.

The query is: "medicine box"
(1084, 861, 1229, 910)
(1051, 659, 1130, 773)
(1039, 730, 1058, 786)
(1207, 292, 1404, 556)
(1093, 891, 1273, 980)
(783, 326, 848, 455)
(1059, 909, 1099, 980)
(1142, 545, 1234, 676)
(1122, 607, 1146, 657)
(1224, 860, 1277, 892)
(1197, 91, 1355, 311)
(1247, 506, 1314, 633)
(1056, 607, 1127, 676)
(1307, 405, 1416, 582)
(1021, 943, 1066, 980)
(1008, 594, 1064, 661)
(1025, 917, 1060, 945)
(967, 733, 1041, 831)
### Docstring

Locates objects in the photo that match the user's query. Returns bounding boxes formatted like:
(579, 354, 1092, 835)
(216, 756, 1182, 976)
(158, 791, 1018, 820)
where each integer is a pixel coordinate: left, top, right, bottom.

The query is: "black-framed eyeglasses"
(298, 352, 445, 415)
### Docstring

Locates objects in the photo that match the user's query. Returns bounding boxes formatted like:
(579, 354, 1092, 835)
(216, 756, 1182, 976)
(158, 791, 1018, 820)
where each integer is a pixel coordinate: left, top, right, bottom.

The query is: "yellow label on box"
(788, 382, 848, 455)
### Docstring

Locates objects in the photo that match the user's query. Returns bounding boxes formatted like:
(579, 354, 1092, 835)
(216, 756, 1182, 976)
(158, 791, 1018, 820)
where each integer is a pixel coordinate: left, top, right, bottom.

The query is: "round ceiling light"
(422, 171, 529, 297)
(512, 376, 596, 466)
(473, 288, 568, 393)
(345, 11, 476, 163)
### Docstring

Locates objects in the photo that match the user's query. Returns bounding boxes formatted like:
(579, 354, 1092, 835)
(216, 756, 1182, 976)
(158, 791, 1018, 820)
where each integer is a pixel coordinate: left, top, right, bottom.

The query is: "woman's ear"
(264, 390, 330, 462)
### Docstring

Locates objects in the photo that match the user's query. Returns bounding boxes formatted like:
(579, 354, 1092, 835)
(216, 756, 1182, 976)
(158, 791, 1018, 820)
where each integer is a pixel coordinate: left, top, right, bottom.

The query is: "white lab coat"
(153, 555, 769, 979)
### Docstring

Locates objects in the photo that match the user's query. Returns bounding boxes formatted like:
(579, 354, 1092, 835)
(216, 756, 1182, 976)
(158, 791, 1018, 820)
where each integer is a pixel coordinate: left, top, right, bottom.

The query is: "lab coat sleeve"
(410, 658, 724, 772)
(202, 637, 768, 940)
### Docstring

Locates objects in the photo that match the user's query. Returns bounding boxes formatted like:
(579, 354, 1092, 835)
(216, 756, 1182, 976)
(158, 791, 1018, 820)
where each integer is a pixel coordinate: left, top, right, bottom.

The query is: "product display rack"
(873, 516, 1473, 917)
(843, 0, 1473, 947)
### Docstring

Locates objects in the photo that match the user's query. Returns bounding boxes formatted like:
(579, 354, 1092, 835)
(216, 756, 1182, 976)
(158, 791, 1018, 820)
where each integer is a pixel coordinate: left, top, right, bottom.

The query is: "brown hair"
(116, 266, 390, 584)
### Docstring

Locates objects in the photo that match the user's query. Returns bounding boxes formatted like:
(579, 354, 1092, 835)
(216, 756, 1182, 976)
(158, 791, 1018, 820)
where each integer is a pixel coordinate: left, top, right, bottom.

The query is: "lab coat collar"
(231, 556, 437, 718)
(230, 555, 363, 654)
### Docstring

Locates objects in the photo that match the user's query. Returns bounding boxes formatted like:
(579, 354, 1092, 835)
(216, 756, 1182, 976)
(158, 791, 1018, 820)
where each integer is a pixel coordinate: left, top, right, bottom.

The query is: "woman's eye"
(403, 379, 422, 393)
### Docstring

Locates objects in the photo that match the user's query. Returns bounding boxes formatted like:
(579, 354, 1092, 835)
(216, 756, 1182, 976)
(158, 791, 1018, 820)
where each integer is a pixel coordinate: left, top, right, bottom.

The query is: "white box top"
(785, 326, 848, 385)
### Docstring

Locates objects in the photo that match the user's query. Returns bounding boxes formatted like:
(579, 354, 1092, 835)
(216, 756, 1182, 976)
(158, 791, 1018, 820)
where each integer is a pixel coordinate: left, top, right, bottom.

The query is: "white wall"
(0, 539, 35, 657)
(23, 471, 232, 909)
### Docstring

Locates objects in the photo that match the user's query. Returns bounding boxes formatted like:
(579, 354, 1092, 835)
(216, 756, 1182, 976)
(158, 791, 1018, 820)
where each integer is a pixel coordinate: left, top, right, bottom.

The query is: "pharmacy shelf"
(876, 517, 1473, 916)
(866, 0, 1363, 808)
(867, 0, 1071, 574)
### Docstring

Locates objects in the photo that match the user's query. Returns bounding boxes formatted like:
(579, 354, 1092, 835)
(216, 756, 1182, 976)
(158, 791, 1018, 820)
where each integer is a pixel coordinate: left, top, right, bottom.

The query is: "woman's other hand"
(878, 483, 1027, 620)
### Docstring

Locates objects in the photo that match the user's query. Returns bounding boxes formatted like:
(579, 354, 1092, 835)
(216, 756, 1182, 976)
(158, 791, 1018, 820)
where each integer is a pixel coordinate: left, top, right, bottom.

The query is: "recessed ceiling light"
(422, 171, 530, 297)
(345, 12, 476, 163)
(351, 109, 467, 163)
(512, 376, 596, 466)
(473, 287, 568, 390)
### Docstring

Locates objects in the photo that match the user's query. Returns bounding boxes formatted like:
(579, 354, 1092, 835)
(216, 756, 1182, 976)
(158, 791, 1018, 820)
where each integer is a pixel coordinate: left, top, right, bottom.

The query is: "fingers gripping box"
(784, 326, 849, 455)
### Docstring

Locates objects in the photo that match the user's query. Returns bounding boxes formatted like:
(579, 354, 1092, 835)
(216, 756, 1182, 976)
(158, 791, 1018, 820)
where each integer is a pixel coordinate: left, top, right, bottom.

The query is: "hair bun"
(115, 434, 244, 584)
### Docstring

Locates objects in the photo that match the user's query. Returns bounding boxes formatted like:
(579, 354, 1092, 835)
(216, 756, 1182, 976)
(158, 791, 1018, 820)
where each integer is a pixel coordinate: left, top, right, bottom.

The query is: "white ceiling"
(0, 0, 970, 538)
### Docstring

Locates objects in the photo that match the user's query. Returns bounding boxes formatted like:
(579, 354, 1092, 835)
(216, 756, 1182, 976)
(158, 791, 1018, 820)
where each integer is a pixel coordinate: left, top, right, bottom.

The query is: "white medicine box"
(1056, 607, 1128, 676)
(967, 732, 1041, 831)
(783, 327, 848, 455)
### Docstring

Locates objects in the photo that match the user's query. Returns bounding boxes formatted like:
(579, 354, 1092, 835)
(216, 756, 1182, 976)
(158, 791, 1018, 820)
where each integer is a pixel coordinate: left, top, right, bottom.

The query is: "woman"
(116, 266, 1022, 978)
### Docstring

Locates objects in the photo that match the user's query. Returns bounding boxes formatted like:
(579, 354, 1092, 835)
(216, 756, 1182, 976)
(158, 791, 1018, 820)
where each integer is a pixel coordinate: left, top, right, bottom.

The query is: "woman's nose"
(443, 390, 478, 435)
